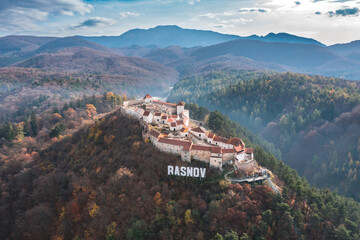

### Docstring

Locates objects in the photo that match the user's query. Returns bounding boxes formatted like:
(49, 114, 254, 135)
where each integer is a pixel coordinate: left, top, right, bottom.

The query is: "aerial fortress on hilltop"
(120, 94, 255, 171)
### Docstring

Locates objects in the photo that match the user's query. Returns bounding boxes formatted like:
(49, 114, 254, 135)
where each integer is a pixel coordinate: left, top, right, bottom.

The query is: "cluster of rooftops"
(149, 128, 253, 155)
(122, 94, 254, 169)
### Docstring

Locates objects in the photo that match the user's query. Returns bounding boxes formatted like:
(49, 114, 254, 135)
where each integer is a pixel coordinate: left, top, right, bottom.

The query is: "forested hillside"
(1, 106, 360, 239)
(168, 71, 360, 200)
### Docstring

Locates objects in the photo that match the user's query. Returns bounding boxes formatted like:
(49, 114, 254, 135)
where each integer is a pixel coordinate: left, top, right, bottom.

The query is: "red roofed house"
(166, 118, 175, 126)
(228, 137, 243, 147)
(142, 110, 153, 123)
(191, 144, 212, 162)
(153, 112, 162, 123)
(207, 133, 215, 143)
(170, 122, 177, 131)
(190, 127, 207, 140)
(235, 148, 251, 162)
(149, 129, 161, 142)
(161, 115, 168, 124)
(245, 148, 254, 160)
(179, 127, 189, 137)
(155, 137, 192, 162)
(222, 148, 236, 165)
(143, 94, 153, 103)
(213, 136, 232, 149)
(175, 120, 184, 130)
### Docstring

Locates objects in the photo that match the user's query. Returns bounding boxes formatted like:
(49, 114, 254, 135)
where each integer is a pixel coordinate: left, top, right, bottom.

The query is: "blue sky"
(0, 0, 360, 45)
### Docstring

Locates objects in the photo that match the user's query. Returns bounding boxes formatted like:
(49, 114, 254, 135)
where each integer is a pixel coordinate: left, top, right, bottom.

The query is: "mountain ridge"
(80, 25, 327, 48)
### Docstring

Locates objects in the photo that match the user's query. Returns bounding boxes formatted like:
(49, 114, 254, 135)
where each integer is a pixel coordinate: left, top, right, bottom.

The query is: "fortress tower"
(143, 93, 153, 103)
(176, 101, 184, 115)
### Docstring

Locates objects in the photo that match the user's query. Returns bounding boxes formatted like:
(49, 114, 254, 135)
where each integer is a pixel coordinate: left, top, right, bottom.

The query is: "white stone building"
(190, 127, 207, 140)
(176, 101, 184, 115)
(142, 110, 153, 123)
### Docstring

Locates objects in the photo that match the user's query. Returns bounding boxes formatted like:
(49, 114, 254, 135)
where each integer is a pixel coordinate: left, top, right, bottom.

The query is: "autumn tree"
(86, 104, 97, 119)
(184, 209, 194, 225)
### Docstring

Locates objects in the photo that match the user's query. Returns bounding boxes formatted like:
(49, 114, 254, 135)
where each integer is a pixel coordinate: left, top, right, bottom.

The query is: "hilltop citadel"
(121, 94, 257, 172)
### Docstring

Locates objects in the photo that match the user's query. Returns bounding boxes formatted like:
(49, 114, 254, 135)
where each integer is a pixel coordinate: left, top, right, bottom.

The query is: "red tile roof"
(171, 115, 178, 118)
(191, 127, 205, 133)
(191, 145, 212, 151)
(208, 133, 215, 138)
(182, 144, 191, 151)
(143, 110, 151, 116)
(154, 112, 162, 116)
(222, 148, 236, 153)
(149, 130, 160, 138)
(177, 101, 184, 106)
(167, 118, 175, 123)
(213, 136, 221, 141)
(170, 122, 176, 127)
(211, 147, 222, 153)
(153, 100, 176, 107)
(216, 137, 229, 144)
(161, 115, 167, 119)
(143, 94, 152, 99)
(158, 138, 192, 149)
(176, 120, 184, 125)
(180, 127, 188, 133)
(234, 146, 244, 152)
(228, 137, 242, 146)
(245, 148, 253, 154)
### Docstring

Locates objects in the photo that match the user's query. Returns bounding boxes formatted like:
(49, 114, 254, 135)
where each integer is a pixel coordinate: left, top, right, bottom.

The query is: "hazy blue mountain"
(145, 38, 359, 80)
(111, 45, 157, 57)
(190, 39, 338, 68)
(244, 32, 325, 46)
(35, 36, 112, 54)
(143, 45, 198, 64)
(168, 54, 293, 76)
(0, 35, 57, 54)
(81, 25, 241, 48)
(81, 25, 326, 48)
(328, 40, 360, 57)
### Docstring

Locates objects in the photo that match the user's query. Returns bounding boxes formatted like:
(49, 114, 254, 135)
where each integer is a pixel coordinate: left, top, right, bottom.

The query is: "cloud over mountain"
(327, 7, 359, 17)
(72, 17, 116, 29)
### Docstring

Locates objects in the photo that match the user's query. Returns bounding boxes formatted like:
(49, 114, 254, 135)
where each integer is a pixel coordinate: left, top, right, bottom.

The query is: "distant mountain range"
(81, 25, 240, 48)
(243, 32, 325, 46)
(1, 25, 360, 80)
(0, 35, 178, 96)
(80, 25, 326, 48)
(0, 35, 57, 54)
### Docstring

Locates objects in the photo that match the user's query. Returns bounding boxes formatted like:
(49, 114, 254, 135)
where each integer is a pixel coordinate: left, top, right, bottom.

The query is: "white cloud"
(119, 11, 141, 18)
(238, 7, 271, 13)
(71, 17, 116, 29)
(0, 0, 93, 32)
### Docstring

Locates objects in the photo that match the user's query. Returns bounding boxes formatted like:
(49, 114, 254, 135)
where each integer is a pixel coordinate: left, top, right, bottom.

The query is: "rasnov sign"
(168, 165, 206, 178)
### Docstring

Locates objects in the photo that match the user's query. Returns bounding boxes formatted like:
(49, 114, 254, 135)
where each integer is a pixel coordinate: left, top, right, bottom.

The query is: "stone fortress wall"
(122, 94, 254, 171)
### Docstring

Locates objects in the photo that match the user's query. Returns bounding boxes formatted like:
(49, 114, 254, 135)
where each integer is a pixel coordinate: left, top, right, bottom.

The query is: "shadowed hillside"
(35, 36, 112, 54)
(1, 108, 360, 239)
(169, 70, 360, 200)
